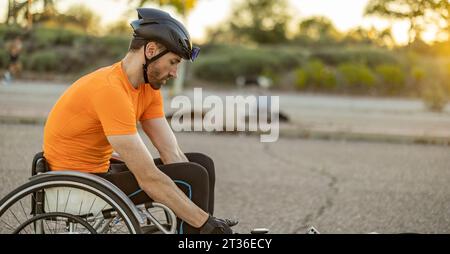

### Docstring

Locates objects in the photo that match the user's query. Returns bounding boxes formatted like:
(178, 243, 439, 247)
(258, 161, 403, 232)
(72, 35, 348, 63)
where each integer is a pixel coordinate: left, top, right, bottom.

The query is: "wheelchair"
(0, 152, 178, 234)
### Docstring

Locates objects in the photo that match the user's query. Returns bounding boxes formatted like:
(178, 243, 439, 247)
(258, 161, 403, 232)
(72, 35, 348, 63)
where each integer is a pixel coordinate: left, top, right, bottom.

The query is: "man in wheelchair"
(41, 8, 236, 234)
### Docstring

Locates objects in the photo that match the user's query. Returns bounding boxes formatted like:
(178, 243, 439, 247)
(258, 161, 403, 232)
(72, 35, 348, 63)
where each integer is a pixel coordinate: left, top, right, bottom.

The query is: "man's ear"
(144, 42, 158, 58)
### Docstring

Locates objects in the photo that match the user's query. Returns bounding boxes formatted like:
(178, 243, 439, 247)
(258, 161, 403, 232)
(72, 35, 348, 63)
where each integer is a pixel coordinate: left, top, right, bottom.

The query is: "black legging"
(96, 152, 215, 234)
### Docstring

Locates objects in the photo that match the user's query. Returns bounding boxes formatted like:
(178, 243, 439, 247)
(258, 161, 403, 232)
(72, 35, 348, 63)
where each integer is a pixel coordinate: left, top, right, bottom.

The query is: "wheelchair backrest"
(32, 152, 49, 176)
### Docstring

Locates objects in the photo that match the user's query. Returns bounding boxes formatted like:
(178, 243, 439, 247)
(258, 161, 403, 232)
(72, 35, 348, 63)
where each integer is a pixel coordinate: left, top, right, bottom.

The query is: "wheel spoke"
(87, 197, 97, 216)
(78, 200, 83, 216)
(19, 200, 29, 222)
(9, 209, 22, 226)
(44, 217, 52, 234)
(45, 192, 51, 212)
(54, 214, 58, 233)
(63, 190, 71, 213)
(56, 189, 59, 212)
(1, 218, 16, 231)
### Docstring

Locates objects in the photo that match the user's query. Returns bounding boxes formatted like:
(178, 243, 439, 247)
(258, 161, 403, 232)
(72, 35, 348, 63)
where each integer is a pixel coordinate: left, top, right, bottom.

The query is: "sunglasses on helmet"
(190, 46, 200, 61)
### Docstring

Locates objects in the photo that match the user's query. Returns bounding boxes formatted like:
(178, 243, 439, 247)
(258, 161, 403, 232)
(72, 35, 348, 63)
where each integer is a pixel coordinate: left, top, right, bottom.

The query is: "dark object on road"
(236, 75, 272, 89)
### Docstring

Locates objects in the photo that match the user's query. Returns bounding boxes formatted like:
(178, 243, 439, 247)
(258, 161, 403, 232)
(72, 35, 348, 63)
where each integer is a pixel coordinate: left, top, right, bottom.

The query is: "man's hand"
(199, 215, 238, 234)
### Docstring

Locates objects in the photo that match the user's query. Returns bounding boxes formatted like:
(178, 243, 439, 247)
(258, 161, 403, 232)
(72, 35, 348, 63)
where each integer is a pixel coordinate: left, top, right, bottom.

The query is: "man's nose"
(170, 66, 178, 79)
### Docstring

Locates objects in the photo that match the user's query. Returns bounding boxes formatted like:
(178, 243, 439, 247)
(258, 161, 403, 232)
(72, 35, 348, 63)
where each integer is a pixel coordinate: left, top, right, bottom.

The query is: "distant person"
(3, 37, 23, 85)
(41, 8, 236, 234)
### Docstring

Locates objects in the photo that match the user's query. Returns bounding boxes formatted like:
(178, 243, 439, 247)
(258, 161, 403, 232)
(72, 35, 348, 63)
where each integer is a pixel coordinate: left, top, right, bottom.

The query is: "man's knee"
(185, 153, 215, 169)
(181, 162, 210, 182)
(157, 161, 209, 185)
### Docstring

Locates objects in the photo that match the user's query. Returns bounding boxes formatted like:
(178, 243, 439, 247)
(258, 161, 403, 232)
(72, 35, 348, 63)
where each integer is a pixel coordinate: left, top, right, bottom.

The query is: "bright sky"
(0, 0, 440, 45)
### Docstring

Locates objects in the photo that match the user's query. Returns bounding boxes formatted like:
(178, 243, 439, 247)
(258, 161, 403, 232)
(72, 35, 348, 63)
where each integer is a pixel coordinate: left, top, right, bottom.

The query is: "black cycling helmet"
(131, 8, 200, 61)
(130, 8, 200, 88)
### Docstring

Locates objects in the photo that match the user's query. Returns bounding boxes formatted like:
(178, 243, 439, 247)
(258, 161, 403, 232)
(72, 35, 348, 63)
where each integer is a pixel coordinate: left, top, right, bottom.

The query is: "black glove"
(199, 215, 238, 234)
(217, 218, 239, 227)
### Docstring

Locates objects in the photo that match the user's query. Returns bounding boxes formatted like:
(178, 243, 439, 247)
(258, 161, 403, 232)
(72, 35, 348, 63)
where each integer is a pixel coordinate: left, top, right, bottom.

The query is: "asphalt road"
(0, 123, 449, 234)
(2, 82, 450, 145)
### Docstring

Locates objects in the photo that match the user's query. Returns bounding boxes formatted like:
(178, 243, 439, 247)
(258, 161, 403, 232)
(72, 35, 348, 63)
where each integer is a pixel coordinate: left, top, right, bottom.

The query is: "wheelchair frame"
(0, 156, 178, 234)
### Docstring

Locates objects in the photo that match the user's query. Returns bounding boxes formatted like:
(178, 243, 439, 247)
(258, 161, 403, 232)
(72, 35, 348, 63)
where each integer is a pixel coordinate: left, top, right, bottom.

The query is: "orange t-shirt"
(43, 61, 164, 173)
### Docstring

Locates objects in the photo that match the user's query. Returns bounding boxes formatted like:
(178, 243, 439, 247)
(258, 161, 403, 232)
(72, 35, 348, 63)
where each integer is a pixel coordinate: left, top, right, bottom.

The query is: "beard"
(146, 64, 171, 90)
(149, 80, 163, 90)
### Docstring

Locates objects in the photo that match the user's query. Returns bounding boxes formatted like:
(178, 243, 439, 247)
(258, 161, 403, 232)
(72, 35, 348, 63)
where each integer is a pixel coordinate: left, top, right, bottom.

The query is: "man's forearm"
(125, 153, 207, 228)
(159, 146, 188, 164)
(107, 134, 208, 228)
(141, 118, 188, 164)
(139, 169, 208, 228)
(112, 147, 188, 164)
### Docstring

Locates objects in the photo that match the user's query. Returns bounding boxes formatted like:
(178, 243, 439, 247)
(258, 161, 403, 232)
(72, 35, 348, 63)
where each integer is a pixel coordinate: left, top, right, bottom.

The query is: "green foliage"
(261, 68, 280, 86)
(306, 60, 336, 89)
(374, 64, 405, 94)
(26, 50, 62, 72)
(30, 26, 83, 49)
(421, 82, 448, 112)
(295, 59, 336, 90)
(295, 69, 307, 89)
(337, 63, 376, 90)
(0, 24, 130, 74)
(321, 69, 338, 89)
(312, 47, 397, 67)
(193, 55, 232, 81)
(305, 60, 326, 86)
(0, 24, 24, 41)
(95, 36, 130, 60)
(193, 45, 302, 83)
(410, 66, 426, 83)
(26, 47, 99, 73)
(0, 49, 8, 68)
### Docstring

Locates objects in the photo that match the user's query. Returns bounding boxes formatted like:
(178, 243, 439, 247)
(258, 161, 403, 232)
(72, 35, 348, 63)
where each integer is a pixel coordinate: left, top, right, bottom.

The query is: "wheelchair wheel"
(12, 212, 97, 234)
(0, 175, 142, 234)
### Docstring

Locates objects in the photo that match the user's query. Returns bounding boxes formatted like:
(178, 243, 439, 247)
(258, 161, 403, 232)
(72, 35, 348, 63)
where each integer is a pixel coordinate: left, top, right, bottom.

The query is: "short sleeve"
(140, 89, 165, 121)
(91, 87, 137, 136)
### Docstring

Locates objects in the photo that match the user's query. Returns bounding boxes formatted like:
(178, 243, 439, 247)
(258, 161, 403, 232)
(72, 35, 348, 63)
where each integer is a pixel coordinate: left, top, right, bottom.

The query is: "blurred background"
(0, 0, 449, 233)
(1, 0, 450, 109)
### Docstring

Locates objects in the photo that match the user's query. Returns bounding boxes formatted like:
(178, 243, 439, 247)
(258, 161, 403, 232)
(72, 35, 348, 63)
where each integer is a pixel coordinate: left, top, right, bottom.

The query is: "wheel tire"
(0, 175, 142, 234)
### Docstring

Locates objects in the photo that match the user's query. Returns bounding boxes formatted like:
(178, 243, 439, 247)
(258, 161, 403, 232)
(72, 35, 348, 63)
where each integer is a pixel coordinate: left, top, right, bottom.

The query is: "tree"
(5, 0, 29, 25)
(433, 0, 450, 40)
(63, 4, 100, 34)
(5, 0, 57, 27)
(227, 0, 291, 44)
(295, 16, 341, 46)
(364, 0, 441, 44)
(343, 26, 395, 48)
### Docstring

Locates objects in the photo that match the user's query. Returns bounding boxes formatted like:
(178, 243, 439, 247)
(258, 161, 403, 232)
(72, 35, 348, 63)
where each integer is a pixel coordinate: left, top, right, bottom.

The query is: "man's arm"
(107, 133, 208, 228)
(141, 117, 188, 164)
